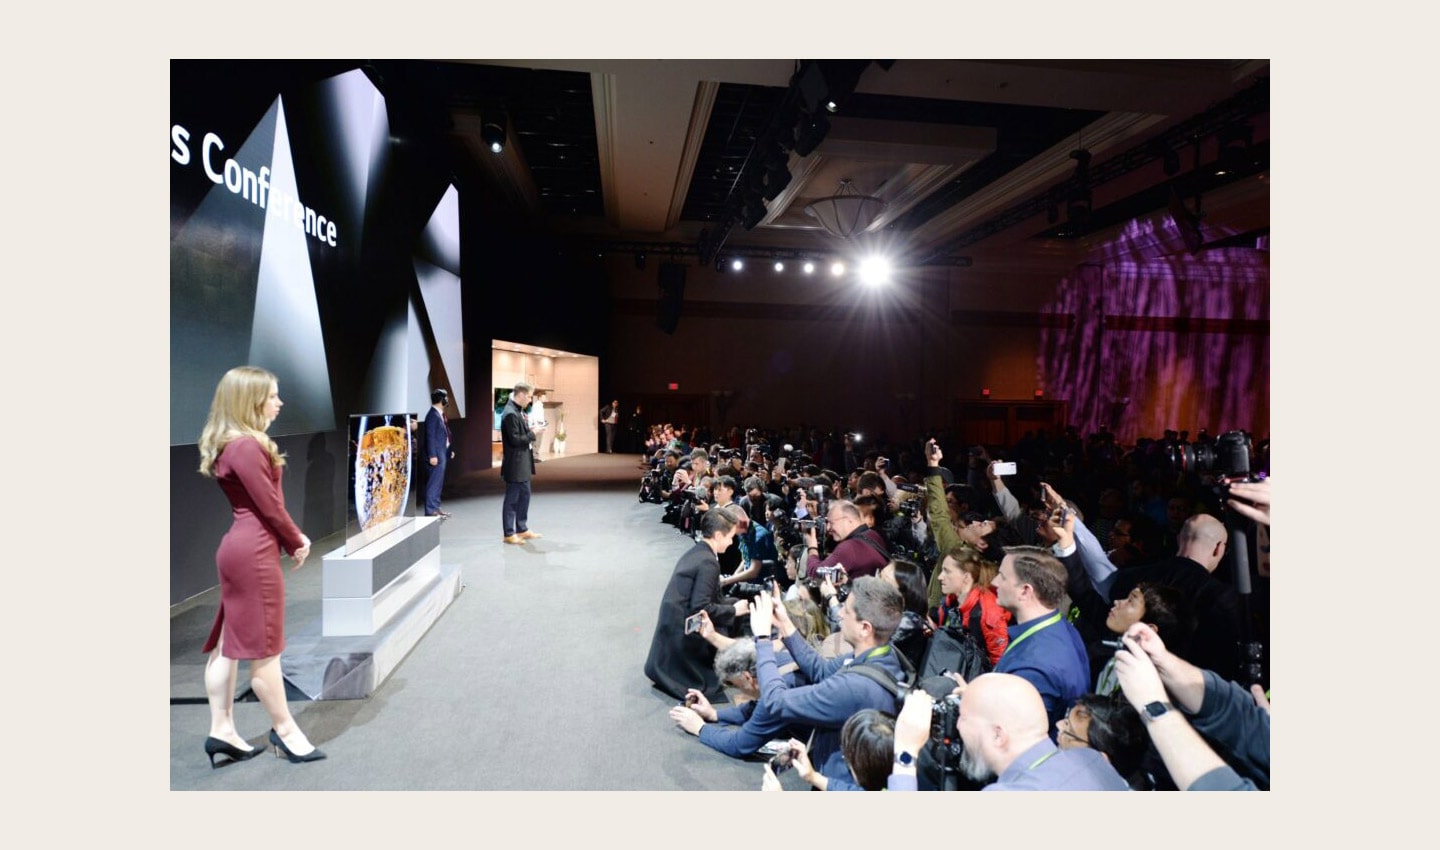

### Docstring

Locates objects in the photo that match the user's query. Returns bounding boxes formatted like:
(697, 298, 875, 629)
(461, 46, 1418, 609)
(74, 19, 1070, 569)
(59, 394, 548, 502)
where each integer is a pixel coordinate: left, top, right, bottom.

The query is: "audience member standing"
(990, 546, 1091, 732)
(600, 398, 620, 453)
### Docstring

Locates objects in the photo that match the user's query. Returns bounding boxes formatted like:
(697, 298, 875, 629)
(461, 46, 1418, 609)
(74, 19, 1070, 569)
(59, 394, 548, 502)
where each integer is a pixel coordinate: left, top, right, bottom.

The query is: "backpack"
(920, 600, 994, 684)
(836, 646, 918, 714)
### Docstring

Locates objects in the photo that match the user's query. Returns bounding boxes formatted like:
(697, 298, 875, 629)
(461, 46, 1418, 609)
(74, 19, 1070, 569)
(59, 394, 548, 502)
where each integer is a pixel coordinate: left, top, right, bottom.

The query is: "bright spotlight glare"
(830, 261, 845, 277)
(857, 257, 893, 287)
(803, 261, 815, 274)
(731, 258, 744, 271)
(774, 261, 785, 272)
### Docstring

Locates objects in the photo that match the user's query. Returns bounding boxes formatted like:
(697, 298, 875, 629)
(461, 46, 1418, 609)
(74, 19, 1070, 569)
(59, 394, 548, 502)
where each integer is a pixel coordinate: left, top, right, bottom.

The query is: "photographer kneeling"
(644, 507, 751, 702)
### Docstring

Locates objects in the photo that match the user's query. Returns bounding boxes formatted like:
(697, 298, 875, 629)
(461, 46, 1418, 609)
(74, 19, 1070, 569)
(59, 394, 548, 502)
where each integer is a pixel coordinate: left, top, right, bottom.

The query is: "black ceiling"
(174, 60, 1269, 258)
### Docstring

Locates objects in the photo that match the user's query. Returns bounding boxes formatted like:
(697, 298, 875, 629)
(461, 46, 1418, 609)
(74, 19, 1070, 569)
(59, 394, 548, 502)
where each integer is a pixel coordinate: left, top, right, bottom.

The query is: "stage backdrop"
(170, 61, 464, 605)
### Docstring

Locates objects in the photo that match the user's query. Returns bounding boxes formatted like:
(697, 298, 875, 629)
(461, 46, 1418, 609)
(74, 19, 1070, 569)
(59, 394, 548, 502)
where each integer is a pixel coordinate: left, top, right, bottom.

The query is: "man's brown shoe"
(517, 530, 542, 540)
(503, 535, 524, 544)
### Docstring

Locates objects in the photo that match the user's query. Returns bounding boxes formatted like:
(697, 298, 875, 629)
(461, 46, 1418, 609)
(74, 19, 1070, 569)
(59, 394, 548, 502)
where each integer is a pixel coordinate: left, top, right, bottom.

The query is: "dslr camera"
(1166, 429, 1252, 477)
(729, 582, 767, 600)
(1166, 429, 1259, 513)
(930, 693, 962, 747)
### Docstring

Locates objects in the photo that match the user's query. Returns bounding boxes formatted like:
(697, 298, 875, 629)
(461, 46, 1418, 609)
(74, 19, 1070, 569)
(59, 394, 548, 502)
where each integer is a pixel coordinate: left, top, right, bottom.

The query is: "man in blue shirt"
(750, 578, 907, 783)
(668, 637, 799, 758)
(990, 545, 1090, 733)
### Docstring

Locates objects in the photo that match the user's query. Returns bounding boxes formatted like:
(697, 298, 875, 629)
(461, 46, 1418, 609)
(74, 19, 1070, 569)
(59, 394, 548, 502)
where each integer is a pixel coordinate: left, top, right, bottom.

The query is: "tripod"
(1227, 514, 1266, 690)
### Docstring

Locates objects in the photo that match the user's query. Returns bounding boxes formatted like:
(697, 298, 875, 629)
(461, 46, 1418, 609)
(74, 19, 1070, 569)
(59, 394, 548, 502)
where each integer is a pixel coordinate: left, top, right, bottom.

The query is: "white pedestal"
(321, 517, 441, 636)
(280, 516, 462, 700)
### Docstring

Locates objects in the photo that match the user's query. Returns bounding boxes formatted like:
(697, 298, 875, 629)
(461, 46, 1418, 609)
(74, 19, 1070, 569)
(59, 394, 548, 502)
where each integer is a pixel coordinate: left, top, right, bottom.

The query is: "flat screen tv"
(345, 413, 416, 554)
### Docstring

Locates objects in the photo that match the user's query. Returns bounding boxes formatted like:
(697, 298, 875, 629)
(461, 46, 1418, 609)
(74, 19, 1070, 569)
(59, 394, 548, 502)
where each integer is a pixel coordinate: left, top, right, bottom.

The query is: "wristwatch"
(1142, 700, 1176, 723)
(894, 750, 916, 768)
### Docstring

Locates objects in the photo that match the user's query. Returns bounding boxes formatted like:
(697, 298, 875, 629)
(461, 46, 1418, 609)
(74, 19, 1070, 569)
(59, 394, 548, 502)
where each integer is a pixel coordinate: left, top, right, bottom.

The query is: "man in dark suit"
(423, 388, 452, 518)
(1106, 513, 1243, 683)
(501, 381, 539, 544)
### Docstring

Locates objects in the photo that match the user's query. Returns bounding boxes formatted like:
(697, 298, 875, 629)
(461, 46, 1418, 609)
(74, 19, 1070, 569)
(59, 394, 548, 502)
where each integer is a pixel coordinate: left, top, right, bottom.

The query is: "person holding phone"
(669, 637, 802, 759)
(644, 506, 751, 701)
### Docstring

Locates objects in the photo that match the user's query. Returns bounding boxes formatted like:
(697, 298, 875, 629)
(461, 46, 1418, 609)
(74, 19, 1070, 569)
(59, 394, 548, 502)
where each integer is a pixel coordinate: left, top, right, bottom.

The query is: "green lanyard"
(1024, 748, 1059, 773)
(853, 645, 892, 665)
(1001, 611, 1063, 657)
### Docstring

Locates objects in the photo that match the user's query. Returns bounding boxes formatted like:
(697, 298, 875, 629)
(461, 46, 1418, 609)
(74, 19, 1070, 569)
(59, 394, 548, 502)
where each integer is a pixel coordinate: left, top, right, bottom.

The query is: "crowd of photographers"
(638, 422, 1271, 791)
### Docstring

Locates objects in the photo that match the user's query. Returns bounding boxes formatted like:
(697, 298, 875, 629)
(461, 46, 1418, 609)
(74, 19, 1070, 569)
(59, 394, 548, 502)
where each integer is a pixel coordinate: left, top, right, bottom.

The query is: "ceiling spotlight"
(731, 258, 744, 271)
(857, 256, 893, 287)
(481, 118, 507, 154)
(830, 261, 845, 277)
(774, 261, 785, 272)
(803, 261, 816, 274)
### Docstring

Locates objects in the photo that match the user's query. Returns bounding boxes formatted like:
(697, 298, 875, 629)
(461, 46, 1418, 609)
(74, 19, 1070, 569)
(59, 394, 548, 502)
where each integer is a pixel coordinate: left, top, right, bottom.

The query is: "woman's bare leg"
(203, 635, 253, 749)
(250, 654, 316, 755)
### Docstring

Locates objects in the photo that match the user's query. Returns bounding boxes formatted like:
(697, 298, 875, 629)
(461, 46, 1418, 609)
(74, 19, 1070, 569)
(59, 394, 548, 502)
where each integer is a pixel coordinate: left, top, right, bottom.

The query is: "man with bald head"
(888, 675, 1128, 791)
(1105, 513, 1244, 682)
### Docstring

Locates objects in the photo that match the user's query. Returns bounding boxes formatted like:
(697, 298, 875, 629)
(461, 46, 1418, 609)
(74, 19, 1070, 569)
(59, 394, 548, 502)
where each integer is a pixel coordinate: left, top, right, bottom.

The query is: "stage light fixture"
(803, 261, 815, 274)
(635, 252, 647, 270)
(731, 258, 745, 271)
(1215, 123, 1254, 176)
(793, 113, 831, 157)
(857, 256, 892, 287)
(830, 261, 845, 276)
(481, 117, 507, 154)
(774, 261, 785, 272)
(825, 100, 838, 113)
(761, 161, 792, 201)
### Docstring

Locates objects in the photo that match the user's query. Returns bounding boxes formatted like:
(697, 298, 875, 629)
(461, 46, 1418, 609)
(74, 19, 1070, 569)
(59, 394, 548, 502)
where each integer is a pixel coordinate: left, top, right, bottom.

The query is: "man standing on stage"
(502, 382, 541, 544)
(424, 388, 453, 519)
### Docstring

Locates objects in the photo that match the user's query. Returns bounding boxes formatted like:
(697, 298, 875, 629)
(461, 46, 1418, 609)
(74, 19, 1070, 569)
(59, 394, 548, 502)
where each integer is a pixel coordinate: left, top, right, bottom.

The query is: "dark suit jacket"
(424, 406, 449, 463)
(1108, 555, 1243, 682)
(644, 540, 739, 701)
(500, 400, 536, 483)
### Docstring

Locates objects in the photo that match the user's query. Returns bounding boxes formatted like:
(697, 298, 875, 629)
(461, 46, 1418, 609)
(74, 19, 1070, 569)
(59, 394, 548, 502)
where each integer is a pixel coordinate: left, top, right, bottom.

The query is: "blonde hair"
(198, 365, 285, 477)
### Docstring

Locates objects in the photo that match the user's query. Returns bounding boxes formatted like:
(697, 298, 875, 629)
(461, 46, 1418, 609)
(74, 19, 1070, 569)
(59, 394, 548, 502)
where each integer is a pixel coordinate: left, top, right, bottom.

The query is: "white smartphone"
(993, 461, 1017, 476)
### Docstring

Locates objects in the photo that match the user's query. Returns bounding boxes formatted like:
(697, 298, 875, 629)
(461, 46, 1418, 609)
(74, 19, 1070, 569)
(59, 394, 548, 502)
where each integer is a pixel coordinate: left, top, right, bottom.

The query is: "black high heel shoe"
(269, 728, 327, 763)
(204, 736, 265, 768)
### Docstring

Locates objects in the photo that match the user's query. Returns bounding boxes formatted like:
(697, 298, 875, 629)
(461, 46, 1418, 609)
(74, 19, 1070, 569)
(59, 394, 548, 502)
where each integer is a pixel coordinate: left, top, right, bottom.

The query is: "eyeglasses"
(1058, 727, 1090, 747)
(1058, 708, 1091, 746)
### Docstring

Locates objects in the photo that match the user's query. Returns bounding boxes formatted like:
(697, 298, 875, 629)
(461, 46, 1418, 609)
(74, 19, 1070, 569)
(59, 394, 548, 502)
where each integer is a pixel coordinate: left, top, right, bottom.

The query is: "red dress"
(201, 436, 306, 660)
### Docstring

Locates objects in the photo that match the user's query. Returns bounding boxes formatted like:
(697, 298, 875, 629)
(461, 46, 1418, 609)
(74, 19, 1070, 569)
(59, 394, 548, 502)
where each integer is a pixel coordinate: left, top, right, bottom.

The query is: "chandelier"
(803, 179, 886, 238)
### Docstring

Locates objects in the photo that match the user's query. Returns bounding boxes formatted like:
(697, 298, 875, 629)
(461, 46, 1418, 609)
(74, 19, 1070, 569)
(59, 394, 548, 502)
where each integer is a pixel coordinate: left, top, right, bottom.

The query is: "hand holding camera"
(769, 738, 816, 786)
(895, 690, 935, 759)
(668, 690, 712, 735)
(1224, 477, 1271, 526)
(925, 439, 941, 465)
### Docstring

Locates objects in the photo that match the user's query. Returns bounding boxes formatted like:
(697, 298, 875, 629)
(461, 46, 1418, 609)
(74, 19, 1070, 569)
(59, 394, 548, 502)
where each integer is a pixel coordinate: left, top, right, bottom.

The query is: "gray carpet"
(169, 452, 810, 791)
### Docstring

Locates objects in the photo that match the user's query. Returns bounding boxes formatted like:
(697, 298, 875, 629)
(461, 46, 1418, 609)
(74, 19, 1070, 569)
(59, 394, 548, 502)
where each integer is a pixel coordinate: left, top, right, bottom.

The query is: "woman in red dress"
(197, 366, 325, 765)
